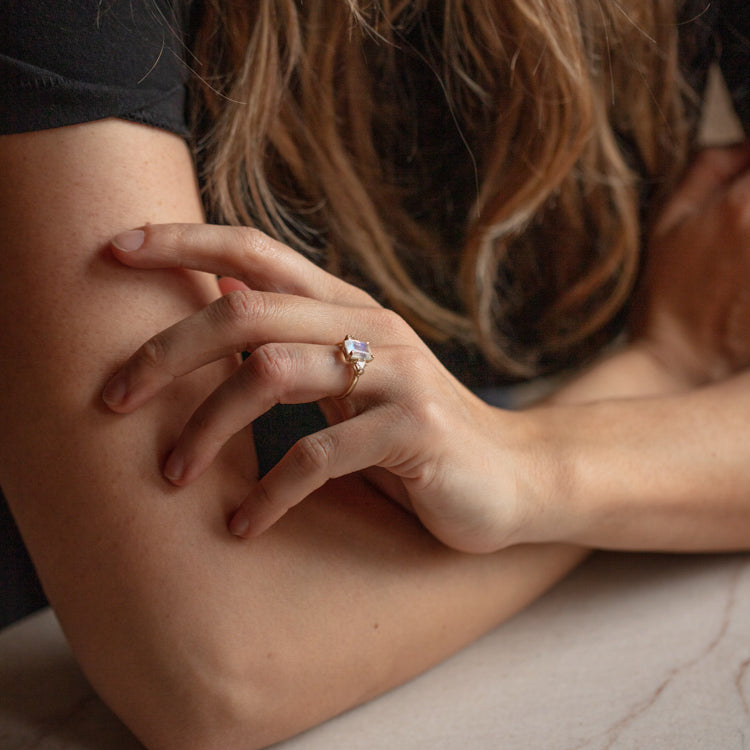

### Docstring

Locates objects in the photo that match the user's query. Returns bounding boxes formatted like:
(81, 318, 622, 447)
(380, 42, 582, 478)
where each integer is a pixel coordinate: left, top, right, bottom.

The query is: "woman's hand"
(633, 142, 750, 385)
(102, 225, 546, 553)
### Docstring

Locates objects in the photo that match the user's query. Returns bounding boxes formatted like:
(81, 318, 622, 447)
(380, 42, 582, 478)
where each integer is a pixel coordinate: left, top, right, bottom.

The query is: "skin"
(2, 116, 748, 748)
(0, 119, 585, 750)
(101, 144, 750, 554)
(102, 222, 541, 552)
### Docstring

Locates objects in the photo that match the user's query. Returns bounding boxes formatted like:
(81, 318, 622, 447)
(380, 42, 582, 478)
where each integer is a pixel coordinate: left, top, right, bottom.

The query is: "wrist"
(520, 402, 624, 548)
(501, 407, 575, 547)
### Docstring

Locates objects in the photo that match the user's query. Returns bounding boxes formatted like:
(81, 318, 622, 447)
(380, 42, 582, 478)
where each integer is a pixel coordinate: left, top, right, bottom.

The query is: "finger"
(163, 342, 359, 485)
(218, 276, 249, 294)
(103, 289, 383, 411)
(655, 142, 750, 234)
(228, 407, 410, 538)
(110, 223, 378, 308)
(102, 294, 255, 412)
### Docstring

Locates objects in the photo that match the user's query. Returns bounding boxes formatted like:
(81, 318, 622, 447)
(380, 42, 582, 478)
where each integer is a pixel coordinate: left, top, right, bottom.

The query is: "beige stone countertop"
(3, 550, 750, 749)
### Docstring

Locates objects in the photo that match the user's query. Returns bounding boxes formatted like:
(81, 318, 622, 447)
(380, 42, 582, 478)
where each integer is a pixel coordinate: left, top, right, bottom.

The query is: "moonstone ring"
(335, 335, 374, 399)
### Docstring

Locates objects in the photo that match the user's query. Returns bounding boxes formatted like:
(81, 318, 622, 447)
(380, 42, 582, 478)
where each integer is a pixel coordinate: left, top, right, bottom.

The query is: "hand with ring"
(102, 224, 546, 553)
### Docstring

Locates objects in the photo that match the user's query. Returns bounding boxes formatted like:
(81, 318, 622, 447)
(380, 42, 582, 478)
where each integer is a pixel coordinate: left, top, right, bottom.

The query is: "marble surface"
(2, 551, 750, 749)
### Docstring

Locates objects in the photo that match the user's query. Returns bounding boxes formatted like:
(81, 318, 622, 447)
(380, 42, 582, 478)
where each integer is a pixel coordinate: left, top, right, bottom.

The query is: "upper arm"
(0, 119, 258, 743)
(0, 119, 247, 521)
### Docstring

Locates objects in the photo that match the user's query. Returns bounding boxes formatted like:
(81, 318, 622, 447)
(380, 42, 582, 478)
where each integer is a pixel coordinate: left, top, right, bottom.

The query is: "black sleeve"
(0, 0, 190, 136)
(718, 0, 750, 133)
(0, 494, 47, 629)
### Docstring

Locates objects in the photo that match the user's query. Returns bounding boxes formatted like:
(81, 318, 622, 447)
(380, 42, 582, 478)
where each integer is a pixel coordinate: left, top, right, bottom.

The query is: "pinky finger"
(228, 411, 394, 538)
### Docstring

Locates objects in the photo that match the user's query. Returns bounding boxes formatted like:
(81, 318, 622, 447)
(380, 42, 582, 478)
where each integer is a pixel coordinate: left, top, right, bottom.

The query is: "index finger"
(111, 223, 379, 308)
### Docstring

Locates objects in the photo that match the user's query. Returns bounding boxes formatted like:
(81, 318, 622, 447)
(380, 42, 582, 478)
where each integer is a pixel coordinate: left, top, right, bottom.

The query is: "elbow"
(119, 657, 287, 750)
(111, 636, 336, 750)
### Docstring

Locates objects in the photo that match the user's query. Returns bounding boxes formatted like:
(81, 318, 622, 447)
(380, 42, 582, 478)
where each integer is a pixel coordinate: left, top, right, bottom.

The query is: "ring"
(335, 335, 374, 399)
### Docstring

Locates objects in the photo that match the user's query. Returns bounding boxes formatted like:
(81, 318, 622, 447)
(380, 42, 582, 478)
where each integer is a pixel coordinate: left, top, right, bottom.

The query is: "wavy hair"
(190, 0, 693, 377)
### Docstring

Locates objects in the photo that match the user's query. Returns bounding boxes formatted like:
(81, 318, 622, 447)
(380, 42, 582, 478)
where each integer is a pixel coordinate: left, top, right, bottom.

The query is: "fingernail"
(229, 509, 251, 538)
(163, 451, 185, 483)
(112, 229, 145, 252)
(102, 374, 127, 406)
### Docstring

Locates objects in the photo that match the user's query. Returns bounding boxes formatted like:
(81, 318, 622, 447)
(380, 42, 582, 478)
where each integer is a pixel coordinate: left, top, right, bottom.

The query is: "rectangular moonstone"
(342, 337, 373, 362)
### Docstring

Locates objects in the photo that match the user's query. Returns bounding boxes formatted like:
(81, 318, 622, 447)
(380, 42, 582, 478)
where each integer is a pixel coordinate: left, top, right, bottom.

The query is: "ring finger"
(102, 289, 381, 412)
(163, 340, 381, 485)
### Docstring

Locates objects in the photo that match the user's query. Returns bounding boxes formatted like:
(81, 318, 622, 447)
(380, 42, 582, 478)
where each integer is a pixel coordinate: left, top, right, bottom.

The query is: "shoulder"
(0, 0, 192, 135)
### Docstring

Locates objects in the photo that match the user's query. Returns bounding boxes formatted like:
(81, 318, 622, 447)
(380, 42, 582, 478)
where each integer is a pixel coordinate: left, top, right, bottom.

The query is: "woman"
(0, 1, 748, 748)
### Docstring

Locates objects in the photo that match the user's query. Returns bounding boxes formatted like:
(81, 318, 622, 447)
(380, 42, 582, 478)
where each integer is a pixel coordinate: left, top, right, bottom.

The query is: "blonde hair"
(191, 0, 692, 378)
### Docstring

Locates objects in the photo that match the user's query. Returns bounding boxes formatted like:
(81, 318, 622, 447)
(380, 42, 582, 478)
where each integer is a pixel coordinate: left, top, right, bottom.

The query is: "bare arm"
(522, 329, 750, 552)
(0, 120, 585, 749)
(525, 368, 750, 551)
(524, 145, 750, 550)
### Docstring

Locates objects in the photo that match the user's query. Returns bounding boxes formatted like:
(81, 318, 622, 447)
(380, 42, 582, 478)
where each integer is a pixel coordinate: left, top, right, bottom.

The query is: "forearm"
(527, 368, 750, 551)
(486, 334, 750, 552)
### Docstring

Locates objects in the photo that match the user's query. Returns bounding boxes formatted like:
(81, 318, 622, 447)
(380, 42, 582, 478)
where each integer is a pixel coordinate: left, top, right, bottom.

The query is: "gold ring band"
(335, 335, 373, 399)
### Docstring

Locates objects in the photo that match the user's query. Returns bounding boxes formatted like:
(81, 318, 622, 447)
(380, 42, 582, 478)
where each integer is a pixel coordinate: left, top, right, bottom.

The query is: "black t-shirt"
(718, 0, 750, 128)
(2, 0, 749, 135)
(0, 0, 190, 136)
(0, 0, 748, 628)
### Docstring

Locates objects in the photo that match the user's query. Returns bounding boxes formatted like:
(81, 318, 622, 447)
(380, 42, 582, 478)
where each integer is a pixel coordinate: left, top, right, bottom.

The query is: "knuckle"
(377, 308, 411, 339)
(391, 344, 432, 382)
(287, 432, 336, 477)
(238, 227, 275, 262)
(358, 289, 379, 306)
(187, 403, 217, 441)
(245, 344, 294, 390)
(406, 391, 446, 433)
(222, 289, 255, 321)
(345, 285, 379, 308)
(215, 289, 269, 328)
(389, 349, 445, 426)
(135, 333, 169, 371)
(161, 222, 192, 253)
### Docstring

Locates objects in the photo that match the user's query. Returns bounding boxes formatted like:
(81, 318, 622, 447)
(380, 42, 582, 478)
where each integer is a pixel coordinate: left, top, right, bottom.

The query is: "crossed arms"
(1, 117, 749, 749)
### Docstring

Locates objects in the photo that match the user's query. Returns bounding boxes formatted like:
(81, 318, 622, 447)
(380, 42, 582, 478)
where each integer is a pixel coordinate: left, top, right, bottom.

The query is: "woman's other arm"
(526, 145, 750, 550)
(0, 120, 584, 749)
